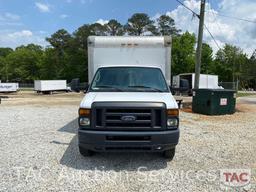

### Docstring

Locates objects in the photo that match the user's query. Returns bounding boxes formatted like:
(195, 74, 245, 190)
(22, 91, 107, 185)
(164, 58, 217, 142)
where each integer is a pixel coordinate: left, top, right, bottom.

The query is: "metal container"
(192, 89, 236, 115)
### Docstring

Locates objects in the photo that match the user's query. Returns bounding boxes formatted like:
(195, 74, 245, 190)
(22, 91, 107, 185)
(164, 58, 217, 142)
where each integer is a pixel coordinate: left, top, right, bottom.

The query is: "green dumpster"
(192, 89, 236, 115)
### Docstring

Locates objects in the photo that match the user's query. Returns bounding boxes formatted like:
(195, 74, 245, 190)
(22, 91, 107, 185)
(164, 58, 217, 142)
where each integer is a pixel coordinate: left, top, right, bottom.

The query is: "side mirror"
(84, 84, 89, 93)
(70, 78, 80, 93)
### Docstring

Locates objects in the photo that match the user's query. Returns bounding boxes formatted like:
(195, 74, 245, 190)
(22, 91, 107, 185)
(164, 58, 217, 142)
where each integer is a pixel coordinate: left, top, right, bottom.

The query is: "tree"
(201, 43, 214, 74)
(73, 24, 94, 49)
(90, 23, 107, 36)
(46, 29, 73, 80)
(156, 15, 181, 36)
(0, 48, 13, 57)
(16, 44, 43, 53)
(240, 50, 256, 90)
(5, 44, 43, 82)
(46, 29, 72, 52)
(125, 13, 155, 36)
(71, 24, 97, 81)
(214, 44, 247, 82)
(171, 32, 196, 75)
(105, 19, 124, 36)
(0, 57, 7, 81)
(40, 48, 58, 80)
(0, 13, 254, 87)
(0, 48, 13, 81)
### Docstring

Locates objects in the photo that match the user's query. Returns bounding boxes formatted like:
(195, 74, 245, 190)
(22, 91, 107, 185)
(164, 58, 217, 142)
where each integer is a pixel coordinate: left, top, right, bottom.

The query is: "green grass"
(237, 92, 256, 97)
(19, 88, 34, 91)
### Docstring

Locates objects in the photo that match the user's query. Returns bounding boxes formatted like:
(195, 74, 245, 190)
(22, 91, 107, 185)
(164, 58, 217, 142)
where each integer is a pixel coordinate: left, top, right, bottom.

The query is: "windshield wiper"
(94, 85, 124, 92)
(128, 85, 164, 92)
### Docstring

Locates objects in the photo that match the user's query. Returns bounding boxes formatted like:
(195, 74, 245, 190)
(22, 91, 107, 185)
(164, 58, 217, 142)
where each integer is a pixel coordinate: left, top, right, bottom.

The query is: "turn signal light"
(79, 108, 90, 116)
(167, 109, 179, 116)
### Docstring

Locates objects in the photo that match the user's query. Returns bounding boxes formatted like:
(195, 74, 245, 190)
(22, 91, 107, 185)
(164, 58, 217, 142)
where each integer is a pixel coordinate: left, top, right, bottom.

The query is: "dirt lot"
(0, 91, 255, 191)
(0, 91, 84, 106)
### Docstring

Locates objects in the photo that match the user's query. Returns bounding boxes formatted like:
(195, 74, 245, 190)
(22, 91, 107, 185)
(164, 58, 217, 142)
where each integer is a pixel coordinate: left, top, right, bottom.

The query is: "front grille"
(91, 102, 166, 130)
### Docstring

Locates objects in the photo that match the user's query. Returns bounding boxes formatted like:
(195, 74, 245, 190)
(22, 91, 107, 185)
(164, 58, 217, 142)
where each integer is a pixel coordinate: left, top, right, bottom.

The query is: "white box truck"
(78, 36, 179, 160)
(172, 73, 221, 95)
(0, 83, 19, 93)
(34, 80, 68, 94)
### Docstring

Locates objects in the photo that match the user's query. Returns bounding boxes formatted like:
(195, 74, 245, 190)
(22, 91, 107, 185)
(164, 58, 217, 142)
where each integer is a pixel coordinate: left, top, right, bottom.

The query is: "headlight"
(166, 108, 179, 129)
(80, 117, 90, 126)
(167, 118, 178, 128)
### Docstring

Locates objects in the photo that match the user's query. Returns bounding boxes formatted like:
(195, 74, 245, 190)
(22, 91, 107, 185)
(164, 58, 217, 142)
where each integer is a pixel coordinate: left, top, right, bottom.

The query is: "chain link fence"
(19, 83, 34, 90)
(218, 82, 238, 91)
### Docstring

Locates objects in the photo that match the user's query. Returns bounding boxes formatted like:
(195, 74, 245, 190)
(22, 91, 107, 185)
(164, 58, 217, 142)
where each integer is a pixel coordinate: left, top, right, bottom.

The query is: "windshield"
(90, 67, 169, 92)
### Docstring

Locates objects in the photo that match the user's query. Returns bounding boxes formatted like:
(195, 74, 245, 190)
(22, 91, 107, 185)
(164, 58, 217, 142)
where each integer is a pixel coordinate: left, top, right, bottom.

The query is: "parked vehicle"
(34, 80, 68, 94)
(172, 73, 222, 95)
(77, 36, 179, 160)
(0, 83, 19, 93)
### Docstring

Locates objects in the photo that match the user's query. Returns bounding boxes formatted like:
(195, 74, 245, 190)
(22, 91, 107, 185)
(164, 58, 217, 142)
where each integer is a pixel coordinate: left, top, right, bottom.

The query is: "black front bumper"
(78, 129, 180, 152)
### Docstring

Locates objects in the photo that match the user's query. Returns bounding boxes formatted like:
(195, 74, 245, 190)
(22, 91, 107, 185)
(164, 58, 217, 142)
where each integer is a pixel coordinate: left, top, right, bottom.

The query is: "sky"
(0, 0, 255, 56)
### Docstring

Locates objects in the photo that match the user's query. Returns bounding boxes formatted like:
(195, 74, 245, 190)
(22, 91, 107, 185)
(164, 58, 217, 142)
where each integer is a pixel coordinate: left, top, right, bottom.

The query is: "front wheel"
(79, 146, 94, 157)
(163, 148, 175, 160)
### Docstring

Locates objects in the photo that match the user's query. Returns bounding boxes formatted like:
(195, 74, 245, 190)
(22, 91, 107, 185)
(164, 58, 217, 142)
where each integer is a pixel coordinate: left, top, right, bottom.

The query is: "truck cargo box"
(34, 80, 67, 93)
(172, 73, 220, 89)
(88, 36, 172, 84)
(0, 83, 19, 93)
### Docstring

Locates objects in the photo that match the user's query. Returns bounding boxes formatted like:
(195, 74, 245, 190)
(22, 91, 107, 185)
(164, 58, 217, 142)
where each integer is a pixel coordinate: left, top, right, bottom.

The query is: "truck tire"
(79, 146, 93, 157)
(163, 148, 175, 160)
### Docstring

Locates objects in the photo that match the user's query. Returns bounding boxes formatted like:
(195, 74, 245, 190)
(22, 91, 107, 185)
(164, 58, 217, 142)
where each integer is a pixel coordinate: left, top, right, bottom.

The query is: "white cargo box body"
(88, 36, 172, 84)
(34, 80, 67, 91)
(173, 73, 219, 89)
(196, 74, 219, 89)
(0, 83, 19, 92)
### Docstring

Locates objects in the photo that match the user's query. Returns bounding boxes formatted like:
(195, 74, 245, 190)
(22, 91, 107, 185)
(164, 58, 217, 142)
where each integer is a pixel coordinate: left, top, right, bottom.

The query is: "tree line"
(0, 13, 255, 89)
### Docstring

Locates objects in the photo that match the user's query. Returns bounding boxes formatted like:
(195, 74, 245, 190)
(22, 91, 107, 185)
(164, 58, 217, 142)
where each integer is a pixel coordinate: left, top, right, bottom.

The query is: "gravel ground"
(0, 98, 256, 191)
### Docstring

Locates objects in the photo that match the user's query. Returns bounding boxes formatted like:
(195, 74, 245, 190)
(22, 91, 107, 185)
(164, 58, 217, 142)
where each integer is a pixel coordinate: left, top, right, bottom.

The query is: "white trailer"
(34, 80, 67, 94)
(88, 36, 171, 85)
(172, 73, 221, 89)
(0, 83, 19, 93)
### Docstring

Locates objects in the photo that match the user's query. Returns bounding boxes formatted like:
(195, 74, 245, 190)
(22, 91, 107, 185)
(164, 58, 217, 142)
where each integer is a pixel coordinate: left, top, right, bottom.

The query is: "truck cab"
(78, 36, 180, 160)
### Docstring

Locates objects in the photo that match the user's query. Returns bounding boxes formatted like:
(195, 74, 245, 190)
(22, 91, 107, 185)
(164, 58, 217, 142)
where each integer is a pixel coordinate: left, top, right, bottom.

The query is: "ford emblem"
(121, 115, 136, 122)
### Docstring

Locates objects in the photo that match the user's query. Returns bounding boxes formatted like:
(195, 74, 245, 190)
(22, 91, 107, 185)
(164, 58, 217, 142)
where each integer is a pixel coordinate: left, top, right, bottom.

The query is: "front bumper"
(78, 129, 180, 152)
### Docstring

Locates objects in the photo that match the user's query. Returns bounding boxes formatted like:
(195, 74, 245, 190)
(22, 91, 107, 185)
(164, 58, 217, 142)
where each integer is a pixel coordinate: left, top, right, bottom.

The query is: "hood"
(80, 92, 178, 109)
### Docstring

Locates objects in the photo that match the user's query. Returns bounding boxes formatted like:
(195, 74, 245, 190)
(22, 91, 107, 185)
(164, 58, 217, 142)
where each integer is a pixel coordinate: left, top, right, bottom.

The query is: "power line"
(175, 0, 199, 18)
(208, 0, 222, 33)
(208, 12, 256, 24)
(207, 0, 222, 49)
(176, 0, 255, 55)
(207, 0, 255, 54)
(204, 24, 221, 49)
(175, 0, 221, 50)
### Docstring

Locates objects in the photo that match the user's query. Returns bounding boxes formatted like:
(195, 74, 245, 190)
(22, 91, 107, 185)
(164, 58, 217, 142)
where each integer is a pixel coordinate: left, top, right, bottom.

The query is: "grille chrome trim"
(91, 102, 166, 131)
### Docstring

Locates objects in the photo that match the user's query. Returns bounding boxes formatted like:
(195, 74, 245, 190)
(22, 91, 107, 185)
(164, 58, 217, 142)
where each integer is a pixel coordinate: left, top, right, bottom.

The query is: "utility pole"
(194, 0, 206, 89)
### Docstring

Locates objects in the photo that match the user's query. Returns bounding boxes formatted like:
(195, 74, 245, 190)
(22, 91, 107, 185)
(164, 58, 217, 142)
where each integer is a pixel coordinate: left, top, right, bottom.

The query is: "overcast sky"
(0, 0, 255, 56)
